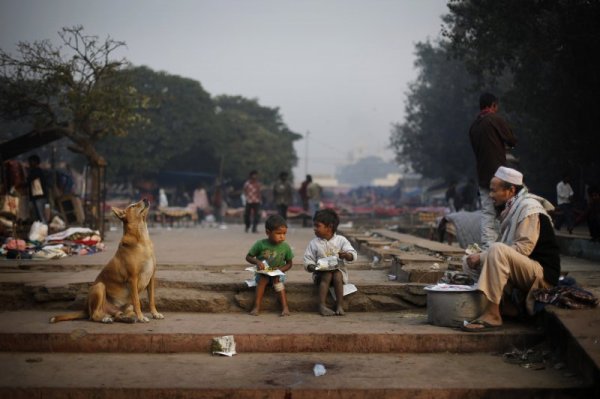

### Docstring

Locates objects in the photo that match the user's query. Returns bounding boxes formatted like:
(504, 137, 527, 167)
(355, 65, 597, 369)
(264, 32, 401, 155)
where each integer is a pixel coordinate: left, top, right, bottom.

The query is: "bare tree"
(0, 26, 142, 231)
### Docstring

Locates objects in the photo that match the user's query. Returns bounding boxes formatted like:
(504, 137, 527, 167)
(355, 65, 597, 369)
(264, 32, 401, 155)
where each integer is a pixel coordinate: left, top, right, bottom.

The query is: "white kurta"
(303, 233, 357, 284)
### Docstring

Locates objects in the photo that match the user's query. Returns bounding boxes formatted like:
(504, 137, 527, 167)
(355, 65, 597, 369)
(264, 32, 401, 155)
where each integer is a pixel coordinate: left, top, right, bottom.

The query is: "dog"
(50, 199, 164, 323)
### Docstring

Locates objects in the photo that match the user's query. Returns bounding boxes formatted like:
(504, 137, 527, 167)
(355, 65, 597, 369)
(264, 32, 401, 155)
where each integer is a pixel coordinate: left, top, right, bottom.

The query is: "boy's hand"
(338, 252, 352, 261)
(257, 261, 266, 271)
(466, 253, 481, 269)
(307, 264, 316, 272)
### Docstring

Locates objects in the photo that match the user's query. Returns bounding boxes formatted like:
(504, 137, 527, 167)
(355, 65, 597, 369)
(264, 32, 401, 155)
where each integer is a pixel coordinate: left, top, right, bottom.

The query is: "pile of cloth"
(534, 285, 599, 309)
(1, 226, 104, 260)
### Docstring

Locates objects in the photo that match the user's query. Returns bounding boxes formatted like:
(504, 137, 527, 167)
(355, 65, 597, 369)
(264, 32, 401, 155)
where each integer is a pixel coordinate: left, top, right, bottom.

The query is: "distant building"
(336, 155, 402, 187)
(371, 173, 402, 187)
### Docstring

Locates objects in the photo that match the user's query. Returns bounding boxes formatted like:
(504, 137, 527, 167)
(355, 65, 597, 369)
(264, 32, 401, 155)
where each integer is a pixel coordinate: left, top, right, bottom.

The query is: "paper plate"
(424, 284, 478, 292)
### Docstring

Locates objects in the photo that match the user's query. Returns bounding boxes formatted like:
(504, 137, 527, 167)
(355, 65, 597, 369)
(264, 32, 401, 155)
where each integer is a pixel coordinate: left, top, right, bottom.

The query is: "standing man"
(445, 181, 459, 212)
(307, 177, 322, 218)
(555, 173, 575, 234)
(26, 154, 49, 223)
(192, 183, 210, 225)
(243, 170, 262, 233)
(469, 92, 518, 248)
(273, 172, 293, 220)
(299, 175, 312, 227)
(462, 167, 560, 331)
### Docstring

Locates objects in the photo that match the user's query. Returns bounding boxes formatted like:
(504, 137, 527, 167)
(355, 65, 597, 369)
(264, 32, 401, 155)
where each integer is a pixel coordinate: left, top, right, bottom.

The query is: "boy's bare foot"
(319, 305, 336, 316)
(249, 308, 260, 316)
(280, 308, 290, 317)
(335, 307, 345, 316)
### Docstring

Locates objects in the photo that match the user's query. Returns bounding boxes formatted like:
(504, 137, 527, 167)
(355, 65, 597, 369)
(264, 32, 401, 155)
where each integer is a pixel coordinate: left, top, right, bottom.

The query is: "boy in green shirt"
(246, 214, 294, 316)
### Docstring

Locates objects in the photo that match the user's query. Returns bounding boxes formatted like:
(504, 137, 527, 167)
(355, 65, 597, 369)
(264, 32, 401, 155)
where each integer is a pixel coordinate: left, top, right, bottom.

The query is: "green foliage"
(390, 41, 479, 182)
(0, 26, 301, 188)
(97, 66, 217, 178)
(97, 72, 301, 186)
(212, 95, 301, 185)
(443, 0, 600, 191)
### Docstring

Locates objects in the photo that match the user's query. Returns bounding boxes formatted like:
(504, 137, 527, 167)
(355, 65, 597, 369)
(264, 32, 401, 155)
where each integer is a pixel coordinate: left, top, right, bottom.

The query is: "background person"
(193, 183, 210, 224)
(577, 185, 600, 242)
(243, 170, 262, 233)
(555, 173, 575, 234)
(307, 177, 322, 219)
(26, 154, 49, 223)
(469, 92, 518, 248)
(445, 181, 459, 212)
(273, 171, 293, 220)
(299, 175, 311, 227)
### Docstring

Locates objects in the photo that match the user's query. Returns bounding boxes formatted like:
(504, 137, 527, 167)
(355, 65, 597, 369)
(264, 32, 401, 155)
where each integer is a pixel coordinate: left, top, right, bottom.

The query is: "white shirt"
(193, 188, 209, 210)
(303, 233, 357, 284)
(556, 181, 573, 205)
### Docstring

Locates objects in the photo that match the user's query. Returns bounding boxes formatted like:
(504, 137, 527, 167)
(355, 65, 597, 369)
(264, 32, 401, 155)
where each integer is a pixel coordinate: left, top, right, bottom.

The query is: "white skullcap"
(494, 166, 523, 186)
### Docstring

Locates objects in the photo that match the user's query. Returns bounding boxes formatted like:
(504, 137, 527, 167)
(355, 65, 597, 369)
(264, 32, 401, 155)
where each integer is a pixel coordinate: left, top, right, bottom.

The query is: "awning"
(0, 130, 64, 160)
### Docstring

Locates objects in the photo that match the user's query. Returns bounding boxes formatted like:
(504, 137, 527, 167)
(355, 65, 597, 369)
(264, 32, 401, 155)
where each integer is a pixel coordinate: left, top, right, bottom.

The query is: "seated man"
(463, 166, 561, 331)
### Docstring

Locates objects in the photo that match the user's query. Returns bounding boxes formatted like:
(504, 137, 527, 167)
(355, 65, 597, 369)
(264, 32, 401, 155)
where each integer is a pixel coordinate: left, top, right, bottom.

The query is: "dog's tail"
(49, 311, 88, 323)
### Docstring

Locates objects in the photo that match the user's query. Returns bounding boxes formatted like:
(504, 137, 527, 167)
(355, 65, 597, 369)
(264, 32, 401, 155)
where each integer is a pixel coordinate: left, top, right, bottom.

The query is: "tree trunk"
(65, 134, 107, 236)
(80, 144, 106, 237)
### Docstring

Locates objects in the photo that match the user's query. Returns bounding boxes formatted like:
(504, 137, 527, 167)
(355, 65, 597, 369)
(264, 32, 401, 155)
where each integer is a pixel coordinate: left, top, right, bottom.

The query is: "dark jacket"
(469, 112, 517, 188)
(530, 214, 561, 285)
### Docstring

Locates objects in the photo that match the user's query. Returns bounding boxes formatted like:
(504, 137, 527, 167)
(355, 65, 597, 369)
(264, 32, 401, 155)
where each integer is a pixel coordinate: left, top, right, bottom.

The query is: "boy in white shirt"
(303, 209, 357, 316)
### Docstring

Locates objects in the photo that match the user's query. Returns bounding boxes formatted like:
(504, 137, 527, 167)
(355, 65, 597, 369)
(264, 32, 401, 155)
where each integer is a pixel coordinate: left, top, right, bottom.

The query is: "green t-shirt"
(247, 239, 294, 268)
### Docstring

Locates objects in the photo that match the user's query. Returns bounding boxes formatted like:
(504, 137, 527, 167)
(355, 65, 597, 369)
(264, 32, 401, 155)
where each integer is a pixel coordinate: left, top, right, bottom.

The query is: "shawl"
(499, 187, 555, 245)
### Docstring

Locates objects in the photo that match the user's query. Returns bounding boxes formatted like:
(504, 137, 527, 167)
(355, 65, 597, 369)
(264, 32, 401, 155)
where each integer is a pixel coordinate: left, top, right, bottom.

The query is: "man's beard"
(494, 203, 506, 217)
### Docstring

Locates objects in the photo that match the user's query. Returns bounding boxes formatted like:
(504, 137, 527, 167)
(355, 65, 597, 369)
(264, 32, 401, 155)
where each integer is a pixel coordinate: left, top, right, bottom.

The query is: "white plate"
(424, 284, 478, 292)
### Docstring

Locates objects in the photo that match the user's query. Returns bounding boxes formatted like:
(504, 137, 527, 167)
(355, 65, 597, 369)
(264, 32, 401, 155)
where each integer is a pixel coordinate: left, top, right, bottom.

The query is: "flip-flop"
(461, 319, 502, 332)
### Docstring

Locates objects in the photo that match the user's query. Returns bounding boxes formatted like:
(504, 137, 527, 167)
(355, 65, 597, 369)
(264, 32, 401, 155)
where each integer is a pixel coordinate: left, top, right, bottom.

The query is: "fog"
(0, 0, 448, 183)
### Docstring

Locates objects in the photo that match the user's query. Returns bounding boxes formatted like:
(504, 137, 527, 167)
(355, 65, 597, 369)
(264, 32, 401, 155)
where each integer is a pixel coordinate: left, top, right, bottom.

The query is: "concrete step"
(0, 351, 590, 398)
(0, 268, 430, 312)
(0, 311, 542, 354)
(544, 307, 600, 392)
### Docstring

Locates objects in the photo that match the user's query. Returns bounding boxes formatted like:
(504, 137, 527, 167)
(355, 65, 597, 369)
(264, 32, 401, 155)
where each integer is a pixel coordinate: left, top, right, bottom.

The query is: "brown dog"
(50, 199, 163, 323)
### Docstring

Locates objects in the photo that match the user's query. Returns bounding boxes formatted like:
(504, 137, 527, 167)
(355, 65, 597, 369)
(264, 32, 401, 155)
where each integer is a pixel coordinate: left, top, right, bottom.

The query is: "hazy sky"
(0, 0, 448, 182)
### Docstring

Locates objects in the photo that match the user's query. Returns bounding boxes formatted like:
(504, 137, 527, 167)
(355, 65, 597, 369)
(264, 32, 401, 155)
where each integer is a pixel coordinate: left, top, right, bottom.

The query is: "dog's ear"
(112, 207, 126, 220)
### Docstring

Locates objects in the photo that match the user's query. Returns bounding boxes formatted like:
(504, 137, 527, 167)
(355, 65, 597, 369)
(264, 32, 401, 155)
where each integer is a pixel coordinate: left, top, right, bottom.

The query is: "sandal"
(461, 319, 502, 332)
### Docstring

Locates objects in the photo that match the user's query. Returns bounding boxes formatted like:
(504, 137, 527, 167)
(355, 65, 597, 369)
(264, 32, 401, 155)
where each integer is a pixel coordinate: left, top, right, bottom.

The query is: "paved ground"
(2, 222, 598, 289)
(1, 352, 585, 398)
(3, 222, 342, 268)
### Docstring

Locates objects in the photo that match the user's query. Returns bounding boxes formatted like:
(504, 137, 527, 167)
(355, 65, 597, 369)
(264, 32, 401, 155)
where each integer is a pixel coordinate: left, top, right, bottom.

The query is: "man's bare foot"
(335, 307, 345, 316)
(319, 305, 336, 316)
(249, 308, 260, 316)
(280, 308, 290, 317)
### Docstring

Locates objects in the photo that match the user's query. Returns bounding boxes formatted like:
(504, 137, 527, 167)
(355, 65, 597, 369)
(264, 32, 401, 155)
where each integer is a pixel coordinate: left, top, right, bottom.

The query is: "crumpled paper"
(211, 335, 237, 357)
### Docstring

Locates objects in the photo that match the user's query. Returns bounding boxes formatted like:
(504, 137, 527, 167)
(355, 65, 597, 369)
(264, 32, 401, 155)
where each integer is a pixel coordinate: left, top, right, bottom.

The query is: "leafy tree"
(211, 95, 301, 185)
(443, 0, 600, 193)
(0, 26, 142, 228)
(98, 81, 301, 188)
(97, 66, 217, 179)
(390, 41, 479, 183)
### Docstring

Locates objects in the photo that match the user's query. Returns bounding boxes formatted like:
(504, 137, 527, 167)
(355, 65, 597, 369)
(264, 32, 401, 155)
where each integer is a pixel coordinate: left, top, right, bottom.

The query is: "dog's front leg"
(129, 276, 149, 323)
(147, 275, 164, 320)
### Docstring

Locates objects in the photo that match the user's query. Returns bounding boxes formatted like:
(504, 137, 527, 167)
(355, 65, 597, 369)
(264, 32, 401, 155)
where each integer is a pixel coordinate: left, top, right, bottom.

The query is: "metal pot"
(425, 286, 486, 328)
